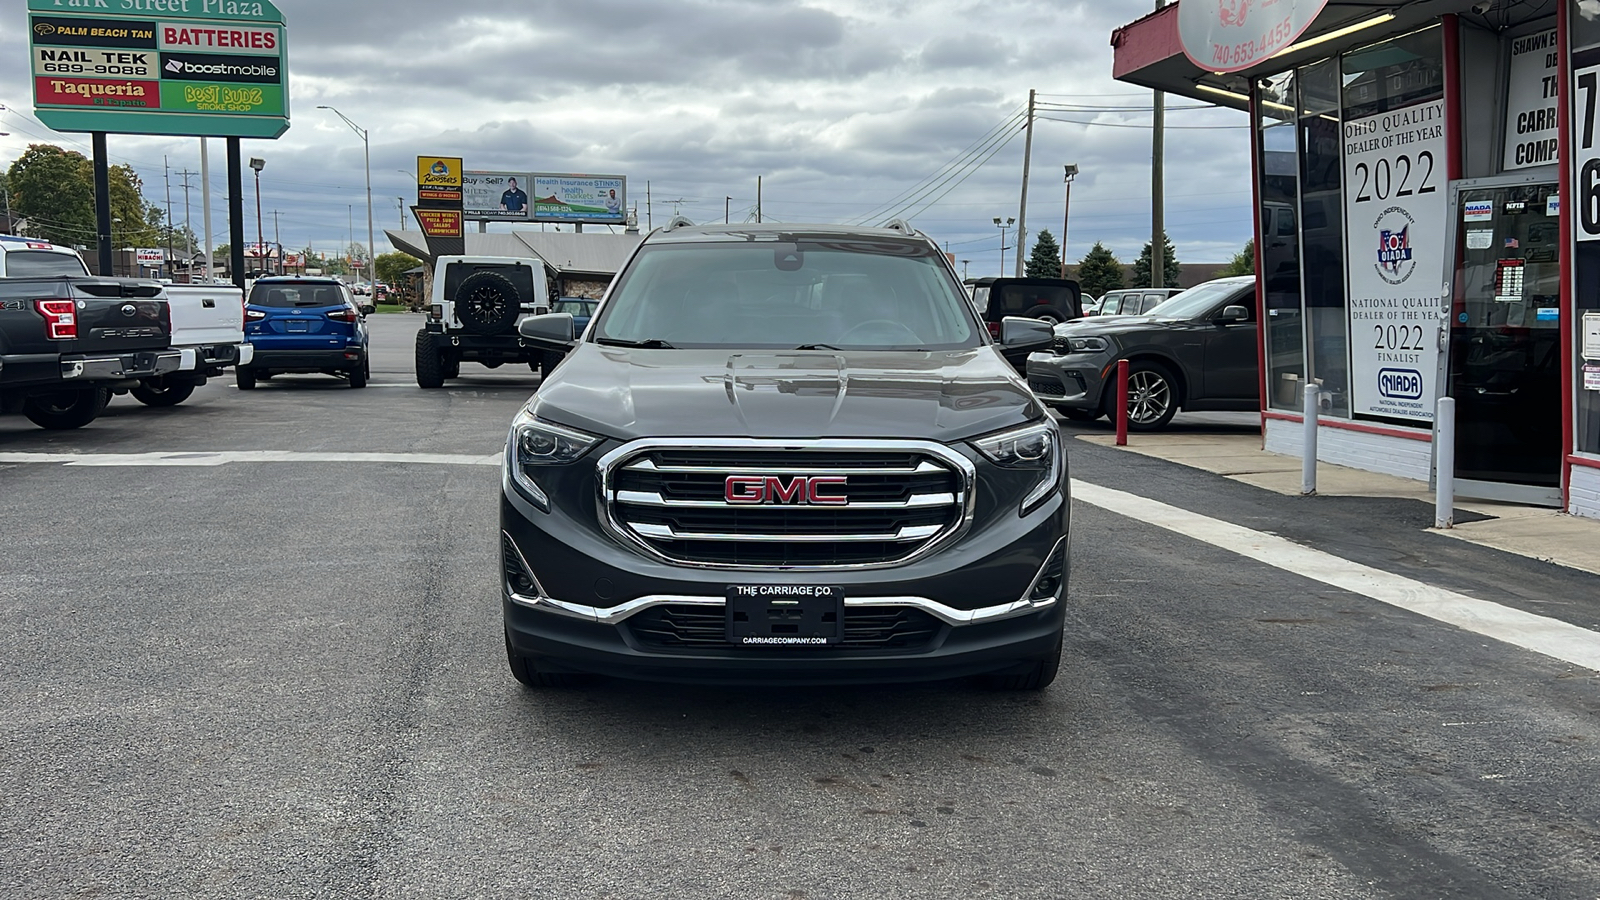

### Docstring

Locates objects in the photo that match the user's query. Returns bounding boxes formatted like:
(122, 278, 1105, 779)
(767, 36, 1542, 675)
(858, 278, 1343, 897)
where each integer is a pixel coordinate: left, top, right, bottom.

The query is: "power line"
(846, 105, 1026, 225)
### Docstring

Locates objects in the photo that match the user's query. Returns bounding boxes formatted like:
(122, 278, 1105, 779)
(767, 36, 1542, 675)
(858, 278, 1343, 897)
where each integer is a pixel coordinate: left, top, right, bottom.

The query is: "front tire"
(23, 387, 110, 430)
(130, 379, 196, 407)
(1103, 360, 1179, 431)
(1061, 408, 1101, 422)
(415, 329, 445, 388)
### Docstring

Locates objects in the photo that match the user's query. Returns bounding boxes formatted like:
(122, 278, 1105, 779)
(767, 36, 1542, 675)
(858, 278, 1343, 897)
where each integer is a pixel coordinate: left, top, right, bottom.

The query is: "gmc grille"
(602, 443, 973, 568)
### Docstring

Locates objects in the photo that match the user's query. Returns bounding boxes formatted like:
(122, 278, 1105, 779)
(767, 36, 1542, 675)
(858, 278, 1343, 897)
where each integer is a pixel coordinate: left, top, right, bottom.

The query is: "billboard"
(135, 248, 165, 266)
(532, 174, 627, 225)
(27, 0, 288, 139)
(464, 171, 533, 221)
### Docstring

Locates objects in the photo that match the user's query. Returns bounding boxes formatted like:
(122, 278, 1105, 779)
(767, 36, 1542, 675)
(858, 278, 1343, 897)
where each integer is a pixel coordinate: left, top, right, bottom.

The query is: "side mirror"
(1000, 316, 1053, 348)
(360, 303, 376, 316)
(518, 312, 577, 350)
(1218, 305, 1250, 323)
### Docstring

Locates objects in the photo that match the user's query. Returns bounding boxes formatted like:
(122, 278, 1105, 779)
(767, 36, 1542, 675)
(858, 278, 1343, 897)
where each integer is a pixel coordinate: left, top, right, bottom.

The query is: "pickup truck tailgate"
(165, 284, 244, 348)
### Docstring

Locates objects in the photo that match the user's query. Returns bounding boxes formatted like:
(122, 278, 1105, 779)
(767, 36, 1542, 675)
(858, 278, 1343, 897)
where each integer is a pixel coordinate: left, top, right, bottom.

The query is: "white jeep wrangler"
(414, 255, 551, 388)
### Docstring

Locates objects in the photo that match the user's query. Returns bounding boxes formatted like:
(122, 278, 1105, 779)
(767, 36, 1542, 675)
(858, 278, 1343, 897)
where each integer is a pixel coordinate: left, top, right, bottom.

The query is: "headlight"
(970, 420, 1063, 513)
(506, 408, 601, 510)
(1063, 336, 1109, 353)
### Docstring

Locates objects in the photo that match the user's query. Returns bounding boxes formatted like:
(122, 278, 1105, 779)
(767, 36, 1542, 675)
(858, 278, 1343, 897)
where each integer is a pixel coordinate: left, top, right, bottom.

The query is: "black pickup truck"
(0, 276, 182, 429)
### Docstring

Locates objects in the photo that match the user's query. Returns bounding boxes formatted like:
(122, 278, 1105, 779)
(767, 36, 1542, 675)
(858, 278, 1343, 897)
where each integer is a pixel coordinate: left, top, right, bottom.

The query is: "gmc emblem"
(725, 475, 849, 505)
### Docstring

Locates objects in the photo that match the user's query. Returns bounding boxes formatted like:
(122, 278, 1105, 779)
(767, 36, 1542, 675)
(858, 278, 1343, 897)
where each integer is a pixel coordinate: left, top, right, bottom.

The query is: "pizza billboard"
(27, 0, 289, 139)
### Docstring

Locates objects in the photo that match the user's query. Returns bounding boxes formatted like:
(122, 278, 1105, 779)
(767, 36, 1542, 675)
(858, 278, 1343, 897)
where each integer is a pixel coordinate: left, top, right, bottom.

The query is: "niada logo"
(1377, 367, 1424, 400)
(1372, 206, 1417, 285)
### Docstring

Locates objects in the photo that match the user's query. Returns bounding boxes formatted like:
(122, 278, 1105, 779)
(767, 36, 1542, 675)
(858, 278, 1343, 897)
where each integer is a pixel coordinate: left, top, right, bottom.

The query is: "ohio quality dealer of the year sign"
(27, 0, 288, 139)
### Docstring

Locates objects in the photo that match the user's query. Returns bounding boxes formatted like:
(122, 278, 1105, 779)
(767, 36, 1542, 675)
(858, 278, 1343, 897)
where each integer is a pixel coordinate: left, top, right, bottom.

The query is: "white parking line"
(0, 450, 500, 467)
(1072, 479, 1600, 673)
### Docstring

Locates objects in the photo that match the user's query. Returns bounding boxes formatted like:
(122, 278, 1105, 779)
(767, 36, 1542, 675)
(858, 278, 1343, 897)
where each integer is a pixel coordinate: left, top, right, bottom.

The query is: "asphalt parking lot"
(3, 314, 1598, 899)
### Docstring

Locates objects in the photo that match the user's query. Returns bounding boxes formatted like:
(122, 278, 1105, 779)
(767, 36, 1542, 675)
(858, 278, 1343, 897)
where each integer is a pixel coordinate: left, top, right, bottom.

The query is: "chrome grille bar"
(630, 523, 945, 543)
(615, 490, 957, 510)
(624, 458, 946, 476)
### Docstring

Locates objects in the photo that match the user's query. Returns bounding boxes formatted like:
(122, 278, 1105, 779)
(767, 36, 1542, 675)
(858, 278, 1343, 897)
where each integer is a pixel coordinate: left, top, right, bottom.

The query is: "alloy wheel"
(1127, 370, 1172, 425)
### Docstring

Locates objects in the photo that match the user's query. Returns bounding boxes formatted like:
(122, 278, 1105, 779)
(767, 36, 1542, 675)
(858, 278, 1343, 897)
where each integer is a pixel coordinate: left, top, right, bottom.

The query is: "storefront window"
(1258, 71, 1304, 410)
(1342, 26, 1444, 118)
(1573, 3, 1600, 456)
(1299, 58, 1348, 417)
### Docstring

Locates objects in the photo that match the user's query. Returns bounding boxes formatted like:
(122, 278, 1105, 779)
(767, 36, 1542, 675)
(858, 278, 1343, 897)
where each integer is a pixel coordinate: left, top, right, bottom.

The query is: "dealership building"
(1111, 0, 1600, 518)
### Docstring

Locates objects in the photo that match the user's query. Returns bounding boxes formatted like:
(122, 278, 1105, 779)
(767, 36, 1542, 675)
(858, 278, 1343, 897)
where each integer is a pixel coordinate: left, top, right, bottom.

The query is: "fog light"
(1029, 542, 1066, 602)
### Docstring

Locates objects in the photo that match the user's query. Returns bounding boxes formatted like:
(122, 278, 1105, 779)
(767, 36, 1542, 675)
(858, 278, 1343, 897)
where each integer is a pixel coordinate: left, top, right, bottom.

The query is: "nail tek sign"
(27, 0, 288, 139)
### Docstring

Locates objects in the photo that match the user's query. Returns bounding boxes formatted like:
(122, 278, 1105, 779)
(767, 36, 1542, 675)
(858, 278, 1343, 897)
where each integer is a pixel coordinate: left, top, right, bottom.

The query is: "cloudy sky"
(0, 0, 1254, 275)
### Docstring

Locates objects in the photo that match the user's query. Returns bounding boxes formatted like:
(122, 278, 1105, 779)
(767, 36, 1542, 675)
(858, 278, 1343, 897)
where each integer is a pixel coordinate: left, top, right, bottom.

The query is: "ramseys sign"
(1178, 0, 1331, 73)
(27, 0, 288, 139)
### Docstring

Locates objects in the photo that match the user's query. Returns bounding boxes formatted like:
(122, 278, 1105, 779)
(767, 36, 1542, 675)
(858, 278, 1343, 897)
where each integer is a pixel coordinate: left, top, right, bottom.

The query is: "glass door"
(1445, 178, 1563, 505)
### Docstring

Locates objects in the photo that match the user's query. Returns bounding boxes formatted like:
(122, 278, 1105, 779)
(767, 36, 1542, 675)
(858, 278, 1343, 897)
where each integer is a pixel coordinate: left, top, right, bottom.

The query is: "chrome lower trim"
(502, 534, 1068, 628)
(596, 437, 978, 572)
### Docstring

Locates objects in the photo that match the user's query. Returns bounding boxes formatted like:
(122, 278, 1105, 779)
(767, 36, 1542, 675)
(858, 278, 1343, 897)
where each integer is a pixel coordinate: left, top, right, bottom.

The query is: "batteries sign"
(26, 0, 288, 139)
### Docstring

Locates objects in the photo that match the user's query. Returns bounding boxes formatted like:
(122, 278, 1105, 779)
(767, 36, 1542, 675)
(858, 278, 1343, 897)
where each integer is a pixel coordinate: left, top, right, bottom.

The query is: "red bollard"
(1115, 359, 1130, 446)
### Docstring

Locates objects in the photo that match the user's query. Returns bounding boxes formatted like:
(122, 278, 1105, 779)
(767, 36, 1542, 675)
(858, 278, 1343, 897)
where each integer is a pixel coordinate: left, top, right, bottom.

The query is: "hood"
(529, 345, 1041, 442)
(1054, 315, 1182, 337)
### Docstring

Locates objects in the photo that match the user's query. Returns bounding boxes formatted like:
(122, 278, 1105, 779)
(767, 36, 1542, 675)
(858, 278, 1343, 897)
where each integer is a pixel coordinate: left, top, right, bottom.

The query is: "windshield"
(1145, 282, 1244, 319)
(249, 282, 348, 308)
(553, 298, 596, 316)
(594, 239, 980, 350)
(4, 250, 91, 278)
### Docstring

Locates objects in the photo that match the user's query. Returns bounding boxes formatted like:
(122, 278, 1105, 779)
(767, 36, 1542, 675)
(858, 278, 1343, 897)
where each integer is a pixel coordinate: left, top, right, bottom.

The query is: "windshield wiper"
(793, 343, 843, 350)
(596, 337, 675, 349)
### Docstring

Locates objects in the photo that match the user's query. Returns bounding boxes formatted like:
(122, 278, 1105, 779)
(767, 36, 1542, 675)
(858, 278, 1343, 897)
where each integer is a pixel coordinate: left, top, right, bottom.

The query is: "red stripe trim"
(1263, 411, 1433, 442)
(1559, 0, 1575, 507)
(1569, 454, 1600, 472)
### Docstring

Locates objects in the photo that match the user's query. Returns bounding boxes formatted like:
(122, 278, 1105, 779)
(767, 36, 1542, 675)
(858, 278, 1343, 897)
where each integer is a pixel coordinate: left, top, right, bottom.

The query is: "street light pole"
(1060, 164, 1079, 278)
(249, 156, 265, 275)
(993, 216, 1014, 277)
(319, 106, 374, 288)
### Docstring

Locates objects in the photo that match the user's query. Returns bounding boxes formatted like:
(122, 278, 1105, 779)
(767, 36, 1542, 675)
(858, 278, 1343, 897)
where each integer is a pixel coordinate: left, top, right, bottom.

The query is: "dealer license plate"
(285, 320, 310, 332)
(725, 585, 843, 646)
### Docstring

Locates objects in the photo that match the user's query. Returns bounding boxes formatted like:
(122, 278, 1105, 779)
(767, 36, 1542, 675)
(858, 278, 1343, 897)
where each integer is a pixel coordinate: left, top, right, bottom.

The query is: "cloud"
(0, 0, 1254, 269)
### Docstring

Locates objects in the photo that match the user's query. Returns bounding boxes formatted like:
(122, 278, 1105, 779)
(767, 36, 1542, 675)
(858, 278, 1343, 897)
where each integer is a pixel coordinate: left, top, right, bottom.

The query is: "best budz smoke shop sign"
(27, 0, 288, 139)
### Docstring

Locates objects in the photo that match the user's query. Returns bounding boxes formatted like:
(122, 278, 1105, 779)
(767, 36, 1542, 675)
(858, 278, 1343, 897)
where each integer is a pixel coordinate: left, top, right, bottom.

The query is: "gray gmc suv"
(500, 221, 1071, 688)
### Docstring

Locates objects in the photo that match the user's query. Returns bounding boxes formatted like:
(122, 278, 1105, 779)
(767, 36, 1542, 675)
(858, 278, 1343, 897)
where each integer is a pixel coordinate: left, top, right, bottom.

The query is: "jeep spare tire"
(455, 271, 521, 335)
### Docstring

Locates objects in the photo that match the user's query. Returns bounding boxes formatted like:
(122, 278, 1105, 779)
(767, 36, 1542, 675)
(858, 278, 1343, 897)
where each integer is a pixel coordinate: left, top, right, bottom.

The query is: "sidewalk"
(1075, 431, 1600, 578)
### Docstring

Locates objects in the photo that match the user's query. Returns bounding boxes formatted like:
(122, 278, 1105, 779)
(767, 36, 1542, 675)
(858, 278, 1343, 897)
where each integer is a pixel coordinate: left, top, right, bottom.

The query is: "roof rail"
(662, 215, 696, 232)
(881, 218, 917, 236)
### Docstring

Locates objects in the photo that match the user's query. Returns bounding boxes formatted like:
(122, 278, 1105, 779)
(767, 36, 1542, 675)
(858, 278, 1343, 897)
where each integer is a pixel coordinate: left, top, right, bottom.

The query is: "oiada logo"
(725, 475, 849, 505)
(1372, 206, 1417, 285)
(1378, 367, 1424, 400)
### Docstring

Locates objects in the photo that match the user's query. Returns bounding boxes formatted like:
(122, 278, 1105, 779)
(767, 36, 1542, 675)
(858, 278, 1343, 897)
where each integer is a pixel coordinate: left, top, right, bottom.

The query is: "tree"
(6, 145, 95, 246)
(374, 251, 421, 286)
(5, 144, 164, 250)
(1025, 229, 1063, 279)
(1221, 239, 1255, 276)
(1133, 231, 1181, 288)
(1076, 242, 1124, 298)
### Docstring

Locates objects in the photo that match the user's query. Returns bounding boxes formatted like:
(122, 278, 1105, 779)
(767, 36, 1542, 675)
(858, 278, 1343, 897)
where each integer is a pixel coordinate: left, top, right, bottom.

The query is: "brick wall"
(1570, 464, 1600, 520)
(1263, 418, 1434, 482)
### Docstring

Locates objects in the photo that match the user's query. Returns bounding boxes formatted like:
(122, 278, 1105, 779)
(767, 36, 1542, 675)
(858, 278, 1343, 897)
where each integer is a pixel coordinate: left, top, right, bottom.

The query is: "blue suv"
(238, 277, 372, 390)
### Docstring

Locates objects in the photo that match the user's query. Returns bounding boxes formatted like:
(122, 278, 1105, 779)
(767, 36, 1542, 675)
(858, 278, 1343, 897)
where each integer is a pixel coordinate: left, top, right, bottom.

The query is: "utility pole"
(1014, 88, 1036, 278)
(397, 197, 405, 230)
(646, 180, 652, 230)
(1151, 0, 1167, 289)
(273, 209, 280, 275)
(757, 176, 763, 223)
(177, 168, 196, 278)
(163, 156, 174, 277)
(725, 196, 731, 224)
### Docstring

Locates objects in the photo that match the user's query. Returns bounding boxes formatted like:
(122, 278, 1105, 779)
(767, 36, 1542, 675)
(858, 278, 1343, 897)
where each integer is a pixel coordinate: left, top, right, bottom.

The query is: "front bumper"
(500, 474, 1071, 684)
(1026, 351, 1113, 410)
(61, 349, 183, 382)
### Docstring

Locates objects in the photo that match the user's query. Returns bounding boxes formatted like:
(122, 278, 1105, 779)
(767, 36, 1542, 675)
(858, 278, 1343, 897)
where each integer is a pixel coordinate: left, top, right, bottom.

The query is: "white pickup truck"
(0, 238, 250, 407)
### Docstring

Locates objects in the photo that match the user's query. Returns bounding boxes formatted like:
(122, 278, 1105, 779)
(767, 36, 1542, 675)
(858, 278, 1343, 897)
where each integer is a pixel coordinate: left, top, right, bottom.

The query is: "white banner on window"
(1343, 98, 1449, 423)
(1503, 29, 1560, 170)
(1573, 59, 1600, 242)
